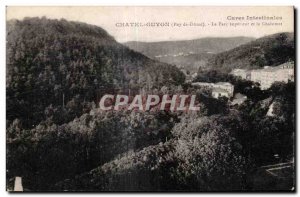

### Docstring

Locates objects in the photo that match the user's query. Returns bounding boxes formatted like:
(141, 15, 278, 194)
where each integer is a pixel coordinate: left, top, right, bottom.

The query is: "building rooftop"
(215, 82, 233, 86)
(252, 61, 294, 73)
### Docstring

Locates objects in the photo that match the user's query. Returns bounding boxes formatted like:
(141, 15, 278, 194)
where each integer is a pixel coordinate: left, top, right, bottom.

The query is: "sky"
(6, 6, 294, 42)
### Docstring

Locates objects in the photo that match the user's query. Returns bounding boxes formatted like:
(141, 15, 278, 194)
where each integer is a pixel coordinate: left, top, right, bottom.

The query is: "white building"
(192, 82, 234, 98)
(213, 82, 234, 97)
(250, 62, 294, 90)
(212, 88, 230, 99)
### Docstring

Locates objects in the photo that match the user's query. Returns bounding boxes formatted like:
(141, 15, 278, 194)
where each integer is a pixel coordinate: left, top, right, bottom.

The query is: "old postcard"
(6, 6, 295, 192)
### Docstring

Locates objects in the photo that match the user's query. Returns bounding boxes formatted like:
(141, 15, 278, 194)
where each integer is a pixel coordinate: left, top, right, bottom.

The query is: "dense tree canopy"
(7, 17, 185, 128)
(6, 17, 295, 191)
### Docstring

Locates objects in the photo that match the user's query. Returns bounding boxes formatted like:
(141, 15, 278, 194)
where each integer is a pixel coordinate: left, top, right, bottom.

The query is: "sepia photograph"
(5, 6, 295, 192)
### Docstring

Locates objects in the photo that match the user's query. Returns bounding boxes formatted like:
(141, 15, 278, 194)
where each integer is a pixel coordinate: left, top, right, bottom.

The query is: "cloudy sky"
(6, 6, 294, 42)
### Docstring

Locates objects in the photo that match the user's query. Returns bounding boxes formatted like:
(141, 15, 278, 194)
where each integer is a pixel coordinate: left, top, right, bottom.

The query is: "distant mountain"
(204, 32, 294, 72)
(6, 17, 185, 128)
(155, 52, 215, 75)
(125, 37, 255, 57)
(125, 37, 254, 74)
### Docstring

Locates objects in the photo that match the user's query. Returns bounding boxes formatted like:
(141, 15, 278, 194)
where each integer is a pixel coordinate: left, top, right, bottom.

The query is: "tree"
(171, 115, 249, 190)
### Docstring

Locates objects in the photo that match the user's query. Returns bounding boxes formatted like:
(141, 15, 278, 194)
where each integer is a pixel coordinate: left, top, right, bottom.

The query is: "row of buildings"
(191, 61, 294, 100)
(231, 61, 294, 90)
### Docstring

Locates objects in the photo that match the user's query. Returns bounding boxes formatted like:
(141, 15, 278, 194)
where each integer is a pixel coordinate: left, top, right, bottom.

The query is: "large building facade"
(251, 62, 294, 90)
(231, 62, 294, 90)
